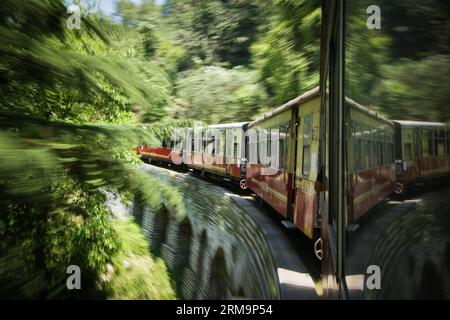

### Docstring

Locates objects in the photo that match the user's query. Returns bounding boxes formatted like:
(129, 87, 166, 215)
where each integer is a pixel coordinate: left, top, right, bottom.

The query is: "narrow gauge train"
(183, 122, 249, 189)
(135, 89, 450, 242)
(135, 142, 174, 166)
(135, 122, 250, 188)
(394, 120, 450, 193)
(247, 88, 393, 238)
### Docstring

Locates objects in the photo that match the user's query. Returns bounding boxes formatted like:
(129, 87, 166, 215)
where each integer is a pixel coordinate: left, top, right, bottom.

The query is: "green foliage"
(0, 0, 174, 122)
(0, 0, 184, 299)
(166, 0, 261, 67)
(175, 66, 267, 123)
(103, 219, 177, 300)
(372, 55, 450, 121)
(345, 0, 450, 122)
(0, 116, 185, 298)
(142, 119, 194, 145)
(251, 0, 321, 105)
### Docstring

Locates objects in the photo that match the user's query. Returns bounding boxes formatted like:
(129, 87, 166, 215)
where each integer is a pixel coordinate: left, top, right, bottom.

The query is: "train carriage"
(246, 87, 322, 239)
(347, 98, 396, 221)
(186, 122, 249, 188)
(394, 120, 450, 189)
(246, 87, 400, 239)
(133, 96, 448, 247)
(134, 143, 173, 165)
(134, 133, 184, 168)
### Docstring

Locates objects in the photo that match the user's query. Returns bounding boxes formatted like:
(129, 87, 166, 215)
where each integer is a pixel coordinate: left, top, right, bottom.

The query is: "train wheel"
(239, 179, 248, 190)
(395, 182, 404, 194)
(314, 238, 323, 261)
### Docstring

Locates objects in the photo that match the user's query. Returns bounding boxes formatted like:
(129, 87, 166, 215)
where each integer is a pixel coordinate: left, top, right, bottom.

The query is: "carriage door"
(414, 128, 421, 176)
(294, 111, 318, 238)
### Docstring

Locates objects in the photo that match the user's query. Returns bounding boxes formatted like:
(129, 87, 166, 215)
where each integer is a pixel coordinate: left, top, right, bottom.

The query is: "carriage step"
(281, 220, 296, 229)
(346, 224, 359, 232)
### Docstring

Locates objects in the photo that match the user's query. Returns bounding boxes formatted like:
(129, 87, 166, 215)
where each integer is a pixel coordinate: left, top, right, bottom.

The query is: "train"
(134, 87, 450, 243)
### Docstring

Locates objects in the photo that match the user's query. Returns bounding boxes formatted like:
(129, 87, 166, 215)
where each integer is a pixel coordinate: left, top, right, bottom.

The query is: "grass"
(103, 218, 177, 300)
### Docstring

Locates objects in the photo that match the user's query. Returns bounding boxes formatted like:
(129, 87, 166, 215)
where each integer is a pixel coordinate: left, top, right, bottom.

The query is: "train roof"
(208, 122, 249, 129)
(185, 122, 249, 131)
(393, 120, 446, 129)
(249, 86, 393, 127)
(345, 97, 394, 125)
(249, 87, 320, 128)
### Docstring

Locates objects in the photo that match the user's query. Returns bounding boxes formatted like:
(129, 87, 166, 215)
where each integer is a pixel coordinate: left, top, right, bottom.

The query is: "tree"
(251, 0, 321, 106)
(166, 0, 262, 67)
(345, 0, 450, 121)
(0, 0, 183, 298)
(175, 66, 267, 123)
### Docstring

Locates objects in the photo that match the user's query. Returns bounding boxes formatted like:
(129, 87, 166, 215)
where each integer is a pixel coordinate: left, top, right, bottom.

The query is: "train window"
(202, 135, 207, 151)
(357, 140, 362, 171)
(364, 140, 371, 169)
(377, 130, 382, 163)
(389, 143, 394, 163)
(370, 130, 375, 167)
(210, 136, 216, 156)
(257, 130, 261, 163)
(404, 143, 412, 160)
(386, 143, 390, 163)
(385, 143, 388, 164)
(352, 123, 359, 171)
(355, 124, 364, 171)
(428, 130, 435, 156)
(221, 130, 227, 156)
(413, 130, 420, 159)
(248, 128, 258, 164)
(409, 132, 415, 160)
(279, 123, 289, 170)
(422, 130, 429, 157)
(379, 133, 384, 165)
(302, 114, 312, 176)
(378, 141, 382, 166)
(372, 140, 377, 167)
(363, 126, 372, 169)
(386, 134, 392, 164)
(258, 128, 269, 166)
(267, 129, 272, 167)
(383, 142, 388, 165)
(369, 140, 375, 168)
(447, 129, 450, 155)
(214, 133, 220, 156)
(436, 130, 445, 156)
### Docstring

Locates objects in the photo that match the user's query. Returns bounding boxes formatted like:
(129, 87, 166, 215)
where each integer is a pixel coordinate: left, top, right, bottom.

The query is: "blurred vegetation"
(104, 219, 176, 300)
(175, 66, 267, 122)
(346, 0, 450, 122)
(0, 0, 183, 299)
(251, 0, 321, 106)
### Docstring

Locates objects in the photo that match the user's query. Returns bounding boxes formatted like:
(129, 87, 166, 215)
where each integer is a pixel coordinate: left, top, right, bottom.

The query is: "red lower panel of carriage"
(246, 164, 290, 218)
(135, 146, 173, 163)
(351, 164, 396, 221)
